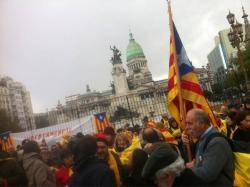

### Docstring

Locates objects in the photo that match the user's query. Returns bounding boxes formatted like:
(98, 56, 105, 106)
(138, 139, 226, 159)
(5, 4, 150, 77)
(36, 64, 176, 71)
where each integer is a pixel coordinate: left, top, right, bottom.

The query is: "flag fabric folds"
(93, 112, 110, 132)
(167, 22, 218, 128)
(0, 131, 15, 151)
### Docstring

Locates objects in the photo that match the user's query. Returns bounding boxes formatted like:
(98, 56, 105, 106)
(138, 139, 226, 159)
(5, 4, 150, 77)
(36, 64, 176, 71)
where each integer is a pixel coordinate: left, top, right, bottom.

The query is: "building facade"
(45, 33, 168, 128)
(194, 67, 213, 92)
(206, 7, 250, 87)
(44, 32, 215, 128)
(207, 44, 225, 74)
(218, 29, 237, 66)
(0, 85, 12, 116)
(126, 32, 153, 89)
(0, 76, 35, 131)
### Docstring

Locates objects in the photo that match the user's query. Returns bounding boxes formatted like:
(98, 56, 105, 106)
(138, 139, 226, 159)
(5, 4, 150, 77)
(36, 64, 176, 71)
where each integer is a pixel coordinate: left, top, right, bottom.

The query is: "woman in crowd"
(114, 132, 132, 153)
(56, 148, 73, 187)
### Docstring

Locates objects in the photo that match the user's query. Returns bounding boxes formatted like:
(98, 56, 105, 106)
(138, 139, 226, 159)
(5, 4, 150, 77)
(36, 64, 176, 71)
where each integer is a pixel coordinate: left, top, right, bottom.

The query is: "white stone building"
(0, 76, 35, 130)
(46, 32, 168, 127)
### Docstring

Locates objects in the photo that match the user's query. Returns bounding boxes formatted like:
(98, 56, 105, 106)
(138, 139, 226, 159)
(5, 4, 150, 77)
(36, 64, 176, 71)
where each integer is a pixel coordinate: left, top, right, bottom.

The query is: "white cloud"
(0, 0, 249, 112)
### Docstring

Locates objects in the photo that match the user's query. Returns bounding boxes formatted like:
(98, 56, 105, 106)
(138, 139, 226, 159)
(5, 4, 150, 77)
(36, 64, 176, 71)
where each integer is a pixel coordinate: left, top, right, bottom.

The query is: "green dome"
(126, 33, 145, 61)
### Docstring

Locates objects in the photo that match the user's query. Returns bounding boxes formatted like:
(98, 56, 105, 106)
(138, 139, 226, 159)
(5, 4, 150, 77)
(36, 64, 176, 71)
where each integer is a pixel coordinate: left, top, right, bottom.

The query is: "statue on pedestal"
(110, 46, 122, 65)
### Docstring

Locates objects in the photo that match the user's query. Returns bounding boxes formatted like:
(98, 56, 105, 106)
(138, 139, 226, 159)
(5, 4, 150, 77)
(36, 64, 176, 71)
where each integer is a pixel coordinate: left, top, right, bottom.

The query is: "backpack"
(203, 132, 250, 187)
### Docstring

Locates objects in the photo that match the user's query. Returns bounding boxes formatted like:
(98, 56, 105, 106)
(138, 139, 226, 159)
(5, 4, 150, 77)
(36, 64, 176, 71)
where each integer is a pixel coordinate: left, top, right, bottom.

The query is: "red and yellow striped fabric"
(167, 21, 219, 129)
(93, 112, 110, 133)
(0, 131, 15, 151)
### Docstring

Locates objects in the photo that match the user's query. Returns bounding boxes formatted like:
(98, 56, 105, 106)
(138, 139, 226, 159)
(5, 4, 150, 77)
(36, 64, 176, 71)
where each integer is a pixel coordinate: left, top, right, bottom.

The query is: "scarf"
(108, 151, 121, 187)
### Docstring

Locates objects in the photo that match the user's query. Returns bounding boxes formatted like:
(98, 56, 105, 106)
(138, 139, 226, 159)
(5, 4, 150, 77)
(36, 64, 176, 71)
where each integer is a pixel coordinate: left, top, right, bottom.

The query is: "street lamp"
(226, 11, 250, 93)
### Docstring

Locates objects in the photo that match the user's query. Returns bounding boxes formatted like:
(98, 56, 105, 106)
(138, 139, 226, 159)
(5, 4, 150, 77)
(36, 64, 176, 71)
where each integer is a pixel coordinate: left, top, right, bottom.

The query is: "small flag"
(0, 131, 15, 152)
(93, 112, 109, 132)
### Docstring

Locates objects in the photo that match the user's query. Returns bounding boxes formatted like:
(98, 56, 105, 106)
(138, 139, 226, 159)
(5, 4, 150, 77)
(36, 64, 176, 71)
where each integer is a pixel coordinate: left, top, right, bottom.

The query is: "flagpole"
(167, 0, 185, 129)
(167, 0, 192, 161)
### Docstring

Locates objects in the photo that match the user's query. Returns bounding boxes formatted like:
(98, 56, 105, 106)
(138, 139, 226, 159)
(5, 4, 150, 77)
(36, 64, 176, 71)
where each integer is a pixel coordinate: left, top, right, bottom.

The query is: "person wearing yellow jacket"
(168, 118, 182, 143)
(161, 113, 170, 129)
(114, 132, 140, 165)
(155, 122, 178, 145)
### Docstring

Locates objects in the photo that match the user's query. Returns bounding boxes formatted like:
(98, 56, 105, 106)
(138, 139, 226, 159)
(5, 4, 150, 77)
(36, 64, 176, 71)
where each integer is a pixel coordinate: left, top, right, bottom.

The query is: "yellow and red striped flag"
(0, 131, 15, 152)
(93, 112, 110, 133)
(167, 3, 219, 129)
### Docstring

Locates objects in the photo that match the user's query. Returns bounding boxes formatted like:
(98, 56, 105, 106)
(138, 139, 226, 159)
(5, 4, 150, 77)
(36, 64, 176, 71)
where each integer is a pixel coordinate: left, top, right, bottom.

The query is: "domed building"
(49, 31, 168, 128)
(126, 32, 153, 89)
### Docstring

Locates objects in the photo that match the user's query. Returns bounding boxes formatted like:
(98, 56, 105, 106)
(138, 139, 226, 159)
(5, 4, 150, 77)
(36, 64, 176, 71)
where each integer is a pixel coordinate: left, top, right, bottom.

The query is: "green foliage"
(203, 90, 213, 100)
(211, 44, 250, 101)
(243, 43, 250, 75)
(211, 83, 223, 95)
(0, 109, 21, 134)
(109, 106, 139, 122)
(229, 44, 250, 92)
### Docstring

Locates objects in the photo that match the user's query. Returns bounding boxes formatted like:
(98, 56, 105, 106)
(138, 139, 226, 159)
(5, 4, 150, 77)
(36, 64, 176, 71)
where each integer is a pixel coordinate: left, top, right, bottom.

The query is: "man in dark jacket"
(69, 135, 116, 187)
(141, 128, 178, 184)
(177, 109, 234, 186)
(0, 146, 27, 186)
(96, 133, 123, 186)
(233, 111, 250, 142)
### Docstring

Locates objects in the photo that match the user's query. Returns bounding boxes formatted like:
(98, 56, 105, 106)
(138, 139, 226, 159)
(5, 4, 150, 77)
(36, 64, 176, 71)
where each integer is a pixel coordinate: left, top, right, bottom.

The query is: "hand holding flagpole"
(166, 0, 192, 161)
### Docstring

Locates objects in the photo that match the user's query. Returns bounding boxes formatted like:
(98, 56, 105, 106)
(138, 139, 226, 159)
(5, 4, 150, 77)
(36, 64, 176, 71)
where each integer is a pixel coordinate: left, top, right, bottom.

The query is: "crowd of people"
(0, 99, 249, 187)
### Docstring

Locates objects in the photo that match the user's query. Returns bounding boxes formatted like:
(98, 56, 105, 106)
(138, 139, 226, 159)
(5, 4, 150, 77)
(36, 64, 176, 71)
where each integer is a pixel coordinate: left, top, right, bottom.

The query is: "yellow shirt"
(116, 136, 140, 165)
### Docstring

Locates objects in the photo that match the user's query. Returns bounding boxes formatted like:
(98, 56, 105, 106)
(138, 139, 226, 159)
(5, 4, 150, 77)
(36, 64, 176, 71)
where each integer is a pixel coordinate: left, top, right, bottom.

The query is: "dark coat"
(233, 128, 250, 142)
(69, 156, 116, 187)
(22, 152, 56, 187)
(0, 151, 27, 187)
(142, 142, 178, 183)
(191, 127, 234, 186)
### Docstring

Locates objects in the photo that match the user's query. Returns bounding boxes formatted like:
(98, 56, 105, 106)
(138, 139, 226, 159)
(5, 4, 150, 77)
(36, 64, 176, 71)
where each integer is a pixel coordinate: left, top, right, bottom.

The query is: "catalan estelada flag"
(93, 112, 109, 133)
(0, 131, 15, 151)
(167, 2, 218, 129)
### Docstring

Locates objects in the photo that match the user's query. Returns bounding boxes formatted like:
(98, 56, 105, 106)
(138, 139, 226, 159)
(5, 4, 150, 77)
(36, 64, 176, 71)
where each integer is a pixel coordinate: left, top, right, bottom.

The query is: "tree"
(109, 106, 139, 122)
(242, 43, 250, 77)
(210, 44, 250, 100)
(229, 44, 250, 92)
(203, 90, 213, 100)
(0, 109, 21, 134)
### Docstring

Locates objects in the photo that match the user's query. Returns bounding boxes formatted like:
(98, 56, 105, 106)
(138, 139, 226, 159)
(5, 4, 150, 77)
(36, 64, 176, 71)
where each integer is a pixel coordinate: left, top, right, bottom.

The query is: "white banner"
(11, 116, 95, 146)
